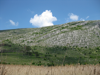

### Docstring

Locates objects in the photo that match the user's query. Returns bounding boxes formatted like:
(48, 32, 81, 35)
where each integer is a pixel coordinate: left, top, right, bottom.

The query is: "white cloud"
(9, 20, 15, 25)
(80, 18, 85, 21)
(86, 16, 89, 19)
(30, 10, 57, 27)
(9, 20, 18, 26)
(68, 13, 79, 21)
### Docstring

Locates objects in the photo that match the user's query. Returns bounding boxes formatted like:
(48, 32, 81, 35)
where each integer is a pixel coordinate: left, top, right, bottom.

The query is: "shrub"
(2, 62, 7, 64)
(39, 61, 41, 63)
(47, 63, 52, 66)
(55, 55, 56, 57)
(63, 63, 65, 66)
(32, 62, 35, 65)
(34, 52, 39, 57)
(37, 61, 42, 66)
(8, 63, 10, 64)
(22, 63, 26, 65)
(44, 58, 46, 60)
(38, 63, 41, 66)
(45, 55, 47, 57)
(25, 51, 33, 56)
(47, 61, 54, 66)
(26, 46, 31, 50)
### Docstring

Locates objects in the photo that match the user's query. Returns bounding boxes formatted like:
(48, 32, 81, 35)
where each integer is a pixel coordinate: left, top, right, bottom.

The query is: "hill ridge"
(0, 20, 100, 48)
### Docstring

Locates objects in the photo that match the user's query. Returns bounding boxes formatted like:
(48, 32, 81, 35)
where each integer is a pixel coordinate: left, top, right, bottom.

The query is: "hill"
(0, 20, 100, 66)
(0, 20, 100, 47)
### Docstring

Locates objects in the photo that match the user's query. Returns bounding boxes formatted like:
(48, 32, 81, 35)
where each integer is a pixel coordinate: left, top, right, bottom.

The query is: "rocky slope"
(0, 20, 100, 48)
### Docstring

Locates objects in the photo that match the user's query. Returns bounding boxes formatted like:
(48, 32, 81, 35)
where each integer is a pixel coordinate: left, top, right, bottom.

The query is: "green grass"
(0, 40, 100, 66)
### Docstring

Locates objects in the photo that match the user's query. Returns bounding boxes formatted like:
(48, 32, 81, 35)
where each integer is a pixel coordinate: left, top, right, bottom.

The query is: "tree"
(24, 45, 33, 55)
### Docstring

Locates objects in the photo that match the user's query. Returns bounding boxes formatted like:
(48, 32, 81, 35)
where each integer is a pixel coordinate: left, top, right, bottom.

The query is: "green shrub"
(22, 63, 26, 65)
(44, 58, 46, 60)
(55, 55, 56, 57)
(47, 63, 52, 66)
(34, 52, 39, 57)
(47, 61, 54, 66)
(32, 62, 35, 65)
(8, 63, 10, 64)
(45, 55, 47, 57)
(2, 62, 7, 64)
(37, 61, 42, 66)
(38, 63, 41, 66)
(63, 63, 65, 66)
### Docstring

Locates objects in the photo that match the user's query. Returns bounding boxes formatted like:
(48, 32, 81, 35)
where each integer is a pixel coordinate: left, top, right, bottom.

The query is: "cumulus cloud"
(80, 18, 85, 21)
(68, 13, 79, 21)
(30, 10, 57, 27)
(86, 16, 89, 19)
(9, 20, 18, 26)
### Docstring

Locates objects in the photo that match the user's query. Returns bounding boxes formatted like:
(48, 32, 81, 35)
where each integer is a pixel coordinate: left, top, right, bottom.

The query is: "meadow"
(0, 39, 100, 66)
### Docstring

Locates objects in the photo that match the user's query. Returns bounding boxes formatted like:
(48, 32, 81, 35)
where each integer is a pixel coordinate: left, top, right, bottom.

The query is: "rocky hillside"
(0, 20, 100, 48)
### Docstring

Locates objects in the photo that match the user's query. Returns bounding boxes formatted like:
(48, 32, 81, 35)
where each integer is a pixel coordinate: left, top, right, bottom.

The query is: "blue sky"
(0, 0, 100, 30)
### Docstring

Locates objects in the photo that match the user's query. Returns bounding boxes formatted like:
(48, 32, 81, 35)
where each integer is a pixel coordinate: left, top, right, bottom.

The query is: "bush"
(44, 58, 46, 60)
(55, 55, 57, 57)
(25, 51, 33, 55)
(2, 62, 7, 64)
(8, 63, 10, 64)
(22, 63, 26, 65)
(26, 46, 31, 50)
(32, 62, 35, 65)
(63, 63, 65, 66)
(38, 63, 41, 66)
(37, 61, 42, 66)
(34, 52, 39, 57)
(45, 55, 47, 57)
(47, 62, 54, 66)
(47, 63, 52, 66)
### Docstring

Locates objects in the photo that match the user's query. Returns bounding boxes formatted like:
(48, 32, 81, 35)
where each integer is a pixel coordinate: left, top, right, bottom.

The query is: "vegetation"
(0, 20, 100, 48)
(0, 40, 100, 66)
(0, 20, 100, 66)
(0, 65, 100, 75)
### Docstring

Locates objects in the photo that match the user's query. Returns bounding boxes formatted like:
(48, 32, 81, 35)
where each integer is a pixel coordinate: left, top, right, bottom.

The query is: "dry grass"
(0, 64, 100, 75)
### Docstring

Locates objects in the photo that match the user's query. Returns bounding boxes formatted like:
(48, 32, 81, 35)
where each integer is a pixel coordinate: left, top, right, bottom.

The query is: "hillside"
(0, 20, 100, 47)
(0, 20, 100, 66)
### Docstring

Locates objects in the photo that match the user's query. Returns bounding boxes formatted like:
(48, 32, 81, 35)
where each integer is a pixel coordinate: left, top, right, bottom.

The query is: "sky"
(0, 0, 100, 30)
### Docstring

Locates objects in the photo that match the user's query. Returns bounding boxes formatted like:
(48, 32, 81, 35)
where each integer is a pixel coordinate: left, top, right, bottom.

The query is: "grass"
(0, 40, 100, 66)
(0, 64, 100, 75)
(0, 48, 100, 66)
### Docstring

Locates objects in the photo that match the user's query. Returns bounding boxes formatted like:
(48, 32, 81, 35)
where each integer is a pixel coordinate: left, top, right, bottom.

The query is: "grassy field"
(0, 41, 100, 66)
(0, 64, 100, 75)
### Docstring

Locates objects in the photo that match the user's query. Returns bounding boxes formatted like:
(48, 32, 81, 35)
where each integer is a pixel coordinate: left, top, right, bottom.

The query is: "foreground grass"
(0, 64, 100, 75)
